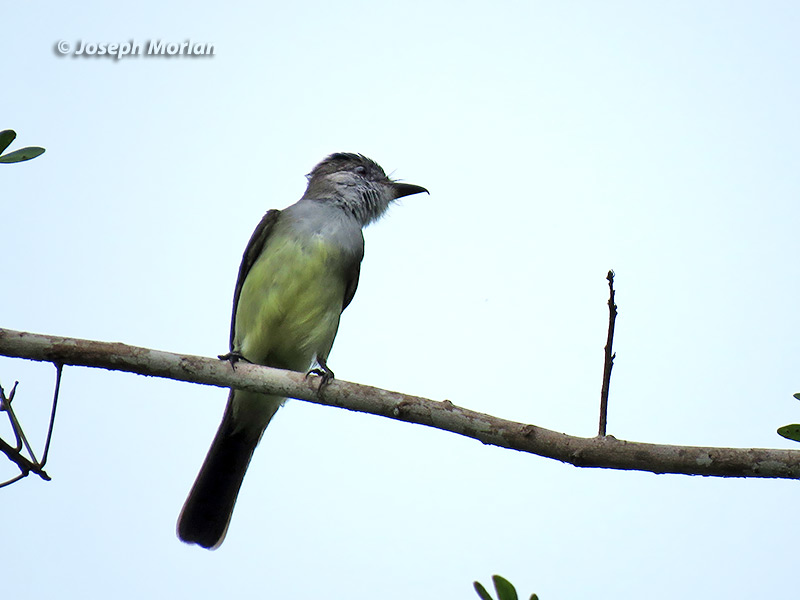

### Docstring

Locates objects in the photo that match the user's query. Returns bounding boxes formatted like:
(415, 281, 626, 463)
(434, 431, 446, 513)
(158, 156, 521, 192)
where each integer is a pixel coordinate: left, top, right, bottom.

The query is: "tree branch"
(598, 270, 617, 436)
(1, 327, 799, 480)
(0, 380, 52, 484)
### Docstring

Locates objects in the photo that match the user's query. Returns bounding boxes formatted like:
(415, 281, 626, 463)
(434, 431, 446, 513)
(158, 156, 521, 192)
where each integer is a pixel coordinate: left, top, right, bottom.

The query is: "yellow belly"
(233, 234, 347, 372)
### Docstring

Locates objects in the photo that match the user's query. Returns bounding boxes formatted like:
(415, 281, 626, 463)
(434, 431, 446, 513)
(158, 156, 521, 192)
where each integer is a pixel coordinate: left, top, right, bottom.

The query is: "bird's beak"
(391, 182, 429, 199)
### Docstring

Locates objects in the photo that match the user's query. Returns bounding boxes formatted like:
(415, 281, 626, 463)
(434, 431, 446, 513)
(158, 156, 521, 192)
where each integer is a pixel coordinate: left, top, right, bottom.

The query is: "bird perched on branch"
(177, 153, 428, 549)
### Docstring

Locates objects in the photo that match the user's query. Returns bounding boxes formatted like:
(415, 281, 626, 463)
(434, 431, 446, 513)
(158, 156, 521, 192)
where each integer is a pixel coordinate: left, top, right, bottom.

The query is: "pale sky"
(3, 2, 800, 599)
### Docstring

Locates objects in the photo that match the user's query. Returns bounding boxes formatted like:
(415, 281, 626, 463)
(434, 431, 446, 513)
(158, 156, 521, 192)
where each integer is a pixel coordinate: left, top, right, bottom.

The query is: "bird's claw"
(306, 357, 335, 393)
(218, 351, 251, 369)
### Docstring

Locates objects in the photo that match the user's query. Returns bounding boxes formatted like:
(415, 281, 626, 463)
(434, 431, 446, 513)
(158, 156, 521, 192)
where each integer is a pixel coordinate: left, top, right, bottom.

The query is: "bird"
(177, 152, 428, 549)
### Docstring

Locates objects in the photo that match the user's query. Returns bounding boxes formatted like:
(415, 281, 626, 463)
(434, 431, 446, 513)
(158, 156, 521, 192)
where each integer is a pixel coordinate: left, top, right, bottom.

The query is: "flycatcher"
(177, 153, 427, 548)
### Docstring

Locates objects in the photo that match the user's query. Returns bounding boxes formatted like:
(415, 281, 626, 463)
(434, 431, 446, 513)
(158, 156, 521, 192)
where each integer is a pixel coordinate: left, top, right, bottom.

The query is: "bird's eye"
(354, 165, 367, 175)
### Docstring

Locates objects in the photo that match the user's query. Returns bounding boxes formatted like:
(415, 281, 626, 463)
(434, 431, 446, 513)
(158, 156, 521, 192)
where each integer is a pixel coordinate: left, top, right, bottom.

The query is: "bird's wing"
(229, 209, 281, 350)
(341, 261, 361, 312)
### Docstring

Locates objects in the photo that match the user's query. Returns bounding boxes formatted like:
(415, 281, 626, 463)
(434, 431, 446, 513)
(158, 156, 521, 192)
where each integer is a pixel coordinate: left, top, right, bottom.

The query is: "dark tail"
(177, 390, 281, 549)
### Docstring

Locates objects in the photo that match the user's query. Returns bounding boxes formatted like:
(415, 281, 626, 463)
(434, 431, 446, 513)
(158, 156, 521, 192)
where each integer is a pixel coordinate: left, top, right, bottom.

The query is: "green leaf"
(493, 575, 518, 600)
(0, 146, 46, 163)
(530, 595, 539, 600)
(0, 129, 16, 154)
(793, 393, 800, 401)
(474, 581, 493, 600)
(777, 424, 800, 443)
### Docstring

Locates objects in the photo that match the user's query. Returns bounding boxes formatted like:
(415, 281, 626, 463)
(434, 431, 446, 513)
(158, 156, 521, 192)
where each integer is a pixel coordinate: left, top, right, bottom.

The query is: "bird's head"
(303, 153, 428, 225)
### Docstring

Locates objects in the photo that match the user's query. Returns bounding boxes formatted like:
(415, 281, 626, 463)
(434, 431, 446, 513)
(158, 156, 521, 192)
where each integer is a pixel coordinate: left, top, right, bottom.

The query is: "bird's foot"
(218, 351, 251, 369)
(306, 357, 335, 393)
